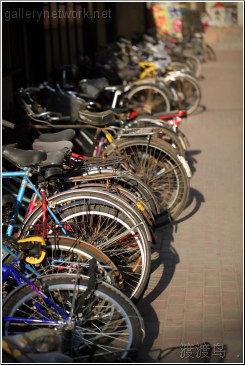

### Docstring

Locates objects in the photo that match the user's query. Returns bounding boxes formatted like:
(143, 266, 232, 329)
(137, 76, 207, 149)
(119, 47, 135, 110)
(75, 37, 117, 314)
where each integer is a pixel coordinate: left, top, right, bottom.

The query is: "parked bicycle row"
(2, 120, 190, 361)
(47, 30, 215, 115)
(0, 29, 214, 363)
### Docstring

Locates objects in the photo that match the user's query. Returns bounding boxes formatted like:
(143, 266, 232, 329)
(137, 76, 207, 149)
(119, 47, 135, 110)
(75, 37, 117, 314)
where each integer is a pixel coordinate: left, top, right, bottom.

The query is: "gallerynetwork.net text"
(4, 8, 112, 22)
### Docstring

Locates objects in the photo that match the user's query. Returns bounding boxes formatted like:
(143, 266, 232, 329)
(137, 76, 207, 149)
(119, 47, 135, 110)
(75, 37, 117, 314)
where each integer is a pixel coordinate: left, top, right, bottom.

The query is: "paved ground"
(137, 27, 243, 363)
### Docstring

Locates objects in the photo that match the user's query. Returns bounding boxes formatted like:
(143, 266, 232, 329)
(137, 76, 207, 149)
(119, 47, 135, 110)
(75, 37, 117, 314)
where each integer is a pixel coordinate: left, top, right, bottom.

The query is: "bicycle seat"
(79, 77, 109, 99)
(40, 151, 66, 179)
(33, 140, 73, 152)
(2, 146, 47, 167)
(79, 109, 116, 127)
(41, 150, 66, 166)
(38, 129, 76, 142)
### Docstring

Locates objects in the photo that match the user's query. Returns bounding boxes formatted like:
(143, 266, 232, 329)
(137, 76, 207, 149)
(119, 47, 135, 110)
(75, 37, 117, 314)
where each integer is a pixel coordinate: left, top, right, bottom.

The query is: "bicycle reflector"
(17, 236, 47, 265)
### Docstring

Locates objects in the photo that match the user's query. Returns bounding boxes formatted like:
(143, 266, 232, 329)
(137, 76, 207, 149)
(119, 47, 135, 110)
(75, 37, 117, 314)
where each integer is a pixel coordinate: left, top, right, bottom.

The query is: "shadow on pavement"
(185, 149, 202, 176)
(155, 186, 205, 230)
(136, 186, 205, 360)
(145, 224, 179, 300)
(171, 187, 205, 227)
(136, 225, 179, 360)
(191, 104, 207, 116)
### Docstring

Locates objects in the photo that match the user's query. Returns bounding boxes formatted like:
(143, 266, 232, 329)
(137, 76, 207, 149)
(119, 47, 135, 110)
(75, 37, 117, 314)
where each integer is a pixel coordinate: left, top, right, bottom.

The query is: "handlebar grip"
(24, 87, 42, 94)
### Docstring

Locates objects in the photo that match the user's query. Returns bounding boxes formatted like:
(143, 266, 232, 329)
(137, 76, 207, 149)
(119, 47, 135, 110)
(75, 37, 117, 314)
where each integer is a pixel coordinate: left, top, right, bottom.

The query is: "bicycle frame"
(2, 240, 122, 332)
(138, 61, 158, 79)
(2, 169, 67, 237)
(2, 261, 69, 325)
(2, 162, 148, 267)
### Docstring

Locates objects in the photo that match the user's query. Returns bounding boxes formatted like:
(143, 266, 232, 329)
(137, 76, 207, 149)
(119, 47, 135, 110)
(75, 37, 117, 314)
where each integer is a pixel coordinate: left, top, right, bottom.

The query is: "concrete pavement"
(137, 27, 243, 363)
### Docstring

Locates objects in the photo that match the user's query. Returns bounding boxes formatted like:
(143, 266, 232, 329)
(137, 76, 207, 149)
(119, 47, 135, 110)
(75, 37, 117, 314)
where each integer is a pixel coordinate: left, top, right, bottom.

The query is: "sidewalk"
(137, 28, 243, 363)
(205, 25, 243, 50)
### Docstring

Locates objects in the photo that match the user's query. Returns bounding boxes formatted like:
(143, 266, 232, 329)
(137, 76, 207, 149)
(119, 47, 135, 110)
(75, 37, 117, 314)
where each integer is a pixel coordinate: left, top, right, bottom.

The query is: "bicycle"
(33, 120, 191, 223)
(2, 141, 158, 229)
(14, 92, 191, 222)
(2, 146, 152, 301)
(127, 61, 202, 115)
(93, 37, 201, 115)
(2, 236, 145, 361)
(16, 85, 189, 156)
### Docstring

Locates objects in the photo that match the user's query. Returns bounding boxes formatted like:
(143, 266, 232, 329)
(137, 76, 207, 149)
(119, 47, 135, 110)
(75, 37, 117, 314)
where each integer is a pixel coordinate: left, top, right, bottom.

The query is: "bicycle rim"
(3, 275, 144, 361)
(107, 137, 189, 221)
(126, 84, 171, 114)
(166, 74, 201, 114)
(21, 190, 152, 300)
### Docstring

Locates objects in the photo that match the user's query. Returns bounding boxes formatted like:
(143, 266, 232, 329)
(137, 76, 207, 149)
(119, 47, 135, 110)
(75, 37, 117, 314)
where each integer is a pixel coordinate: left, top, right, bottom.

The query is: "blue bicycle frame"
(2, 169, 67, 236)
(2, 260, 69, 325)
(2, 168, 68, 274)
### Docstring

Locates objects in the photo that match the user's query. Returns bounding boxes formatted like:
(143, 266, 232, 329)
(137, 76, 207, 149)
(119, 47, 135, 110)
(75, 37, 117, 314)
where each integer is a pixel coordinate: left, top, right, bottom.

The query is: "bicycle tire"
(185, 55, 202, 78)
(69, 182, 155, 226)
(67, 168, 159, 218)
(204, 43, 217, 62)
(3, 274, 144, 361)
(164, 72, 202, 115)
(21, 189, 152, 301)
(2, 236, 120, 292)
(35, 236, 121, 280)
(106, 137, 190, 223)
(175, 128, 190, 151)
(127, 116, 186, 156)
(125, 83, 171, 114)
(170, 54, 202, 78)
(157, 127, 187, 156)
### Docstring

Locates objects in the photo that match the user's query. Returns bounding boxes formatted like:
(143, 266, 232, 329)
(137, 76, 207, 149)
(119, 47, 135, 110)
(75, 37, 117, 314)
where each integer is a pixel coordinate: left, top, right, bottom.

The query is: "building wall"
(95, 2, 107, 46)
(2, 2, 147, 119)
(206, 2, 242, 27)
(237, 2, 243, 26)
(175, 2, 243, 27)
(116, 3, 146, 37)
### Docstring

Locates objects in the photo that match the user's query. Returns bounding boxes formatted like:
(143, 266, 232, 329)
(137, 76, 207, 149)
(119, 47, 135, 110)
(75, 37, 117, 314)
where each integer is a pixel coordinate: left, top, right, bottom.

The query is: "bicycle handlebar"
(16, 87, 64, 120)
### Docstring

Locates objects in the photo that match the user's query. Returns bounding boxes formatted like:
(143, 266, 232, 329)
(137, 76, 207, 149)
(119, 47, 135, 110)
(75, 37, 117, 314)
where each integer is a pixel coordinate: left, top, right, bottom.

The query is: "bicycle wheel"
(38, 236, 123, 281)
(170, 61, 191, 74)
(21, 189, 152, 301)
(106, 137, 190, 223)
(176, 128, 190, 150)
(67, 169, 159, 219)
(185, 55, 202, 78)
(3, 274, 144, 362)
(109, 172, 159, 216)
(157, 127, 187, 156)
(68, 182, 156, 227)
(204, 43, 216, 62)
(127, 116, 186, 156)
(2, 236, 120, 295)
(164, 72, 201, 115)
(125, 83, 171, 114)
